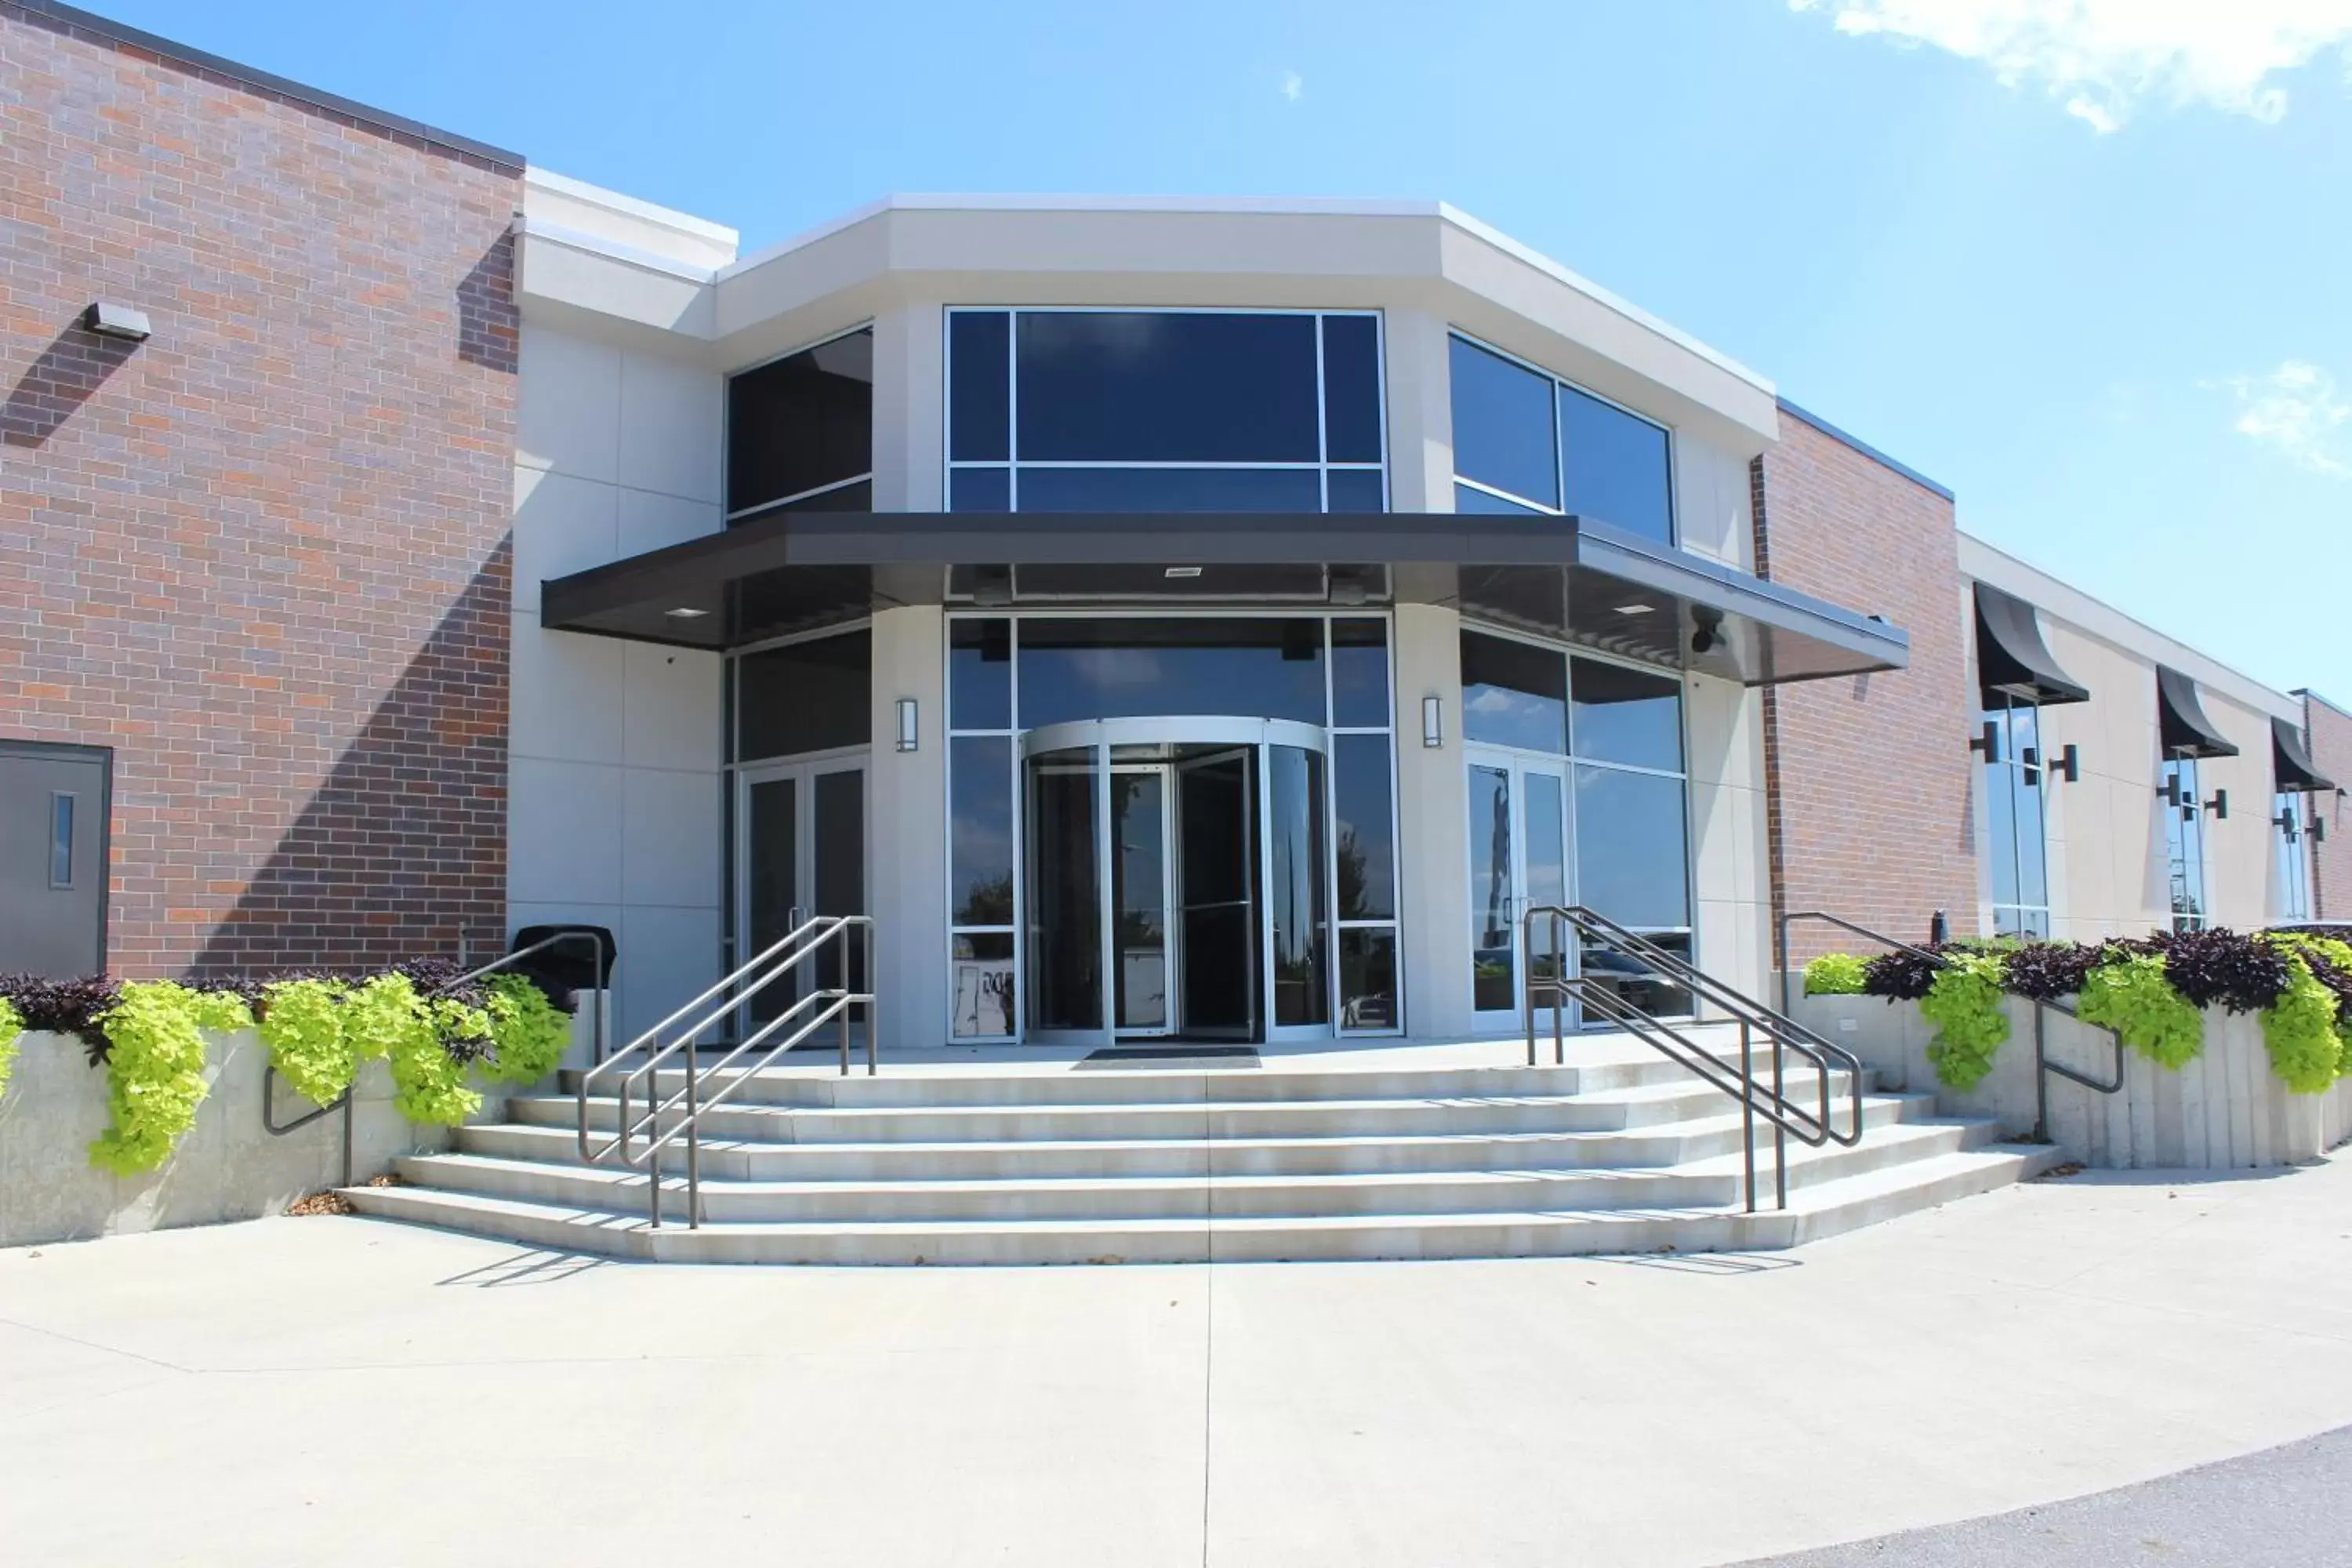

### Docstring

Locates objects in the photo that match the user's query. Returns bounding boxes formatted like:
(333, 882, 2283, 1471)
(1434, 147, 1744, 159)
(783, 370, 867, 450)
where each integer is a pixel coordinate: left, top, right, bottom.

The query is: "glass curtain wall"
(2162, 757, 2209, 932)
(2275, 791, 2314, 922)
(1981, 699, 2052, 937)
(727, 325, 875, 522)
(1447, 332, 1675, 544)
(1460, 629, 1693, 1016)
(946, 615, 1400, 1040)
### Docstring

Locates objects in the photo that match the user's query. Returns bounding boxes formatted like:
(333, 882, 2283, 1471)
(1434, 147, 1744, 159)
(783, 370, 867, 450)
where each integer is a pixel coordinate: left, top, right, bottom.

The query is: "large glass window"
(1015, 619, 1327, 728)
(1449, 332, 1675, 545)
(727, 325, 873, 521)
(2276, 791, 2314, 922)
(946, 309, 1386, 513)
(736, 630, 870, 761)
(1981, 700, 2051, 938)
(2163, 756, 2209, 932)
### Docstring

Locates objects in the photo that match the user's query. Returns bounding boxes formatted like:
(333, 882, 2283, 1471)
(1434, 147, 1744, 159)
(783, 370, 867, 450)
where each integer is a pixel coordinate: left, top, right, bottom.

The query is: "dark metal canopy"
(2274, 716, 2336, 792)
(1974, 583, 2089, 706)
(540, 510, 1908, 688)
(2157, 666, 2240, 759)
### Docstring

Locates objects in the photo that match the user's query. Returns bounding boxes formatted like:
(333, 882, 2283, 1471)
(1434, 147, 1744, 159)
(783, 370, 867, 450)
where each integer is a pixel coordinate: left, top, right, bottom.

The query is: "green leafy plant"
(88, 981, 252, 1175)
(2259, 954, 2343, 1094)
(255, 978, 356, 1106)
(481, 973, 571, 1085)
(1802, 953, 1868, 996)
(1919, 951, 2009, 1091)
(342, 974, 481, 1127)
(0, 995, 22, 1106)
(2076, 953, 2203, 1069)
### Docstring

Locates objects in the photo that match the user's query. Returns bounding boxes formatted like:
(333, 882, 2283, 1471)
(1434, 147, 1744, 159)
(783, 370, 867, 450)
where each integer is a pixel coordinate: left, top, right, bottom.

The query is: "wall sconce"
(1421, 695, 1444, 750)
(2204, 787, 2228, 820)
(83, 300, 151, 341)
(1969, 721, 2002, 763)
(2053, 743, 2080, 783)
(896, 697, 919, 753)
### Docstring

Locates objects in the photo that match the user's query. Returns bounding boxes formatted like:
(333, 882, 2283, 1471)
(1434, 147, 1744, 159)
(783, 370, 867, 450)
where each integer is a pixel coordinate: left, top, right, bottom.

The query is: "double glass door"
(738, 755, 866, 1029)
(1465, 750, 1571, 1029)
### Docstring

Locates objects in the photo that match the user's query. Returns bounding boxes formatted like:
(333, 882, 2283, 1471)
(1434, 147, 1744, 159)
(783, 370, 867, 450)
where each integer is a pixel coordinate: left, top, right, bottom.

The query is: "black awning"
(2274, 716, 2336, 792)
(539, 510, 1910, 688)
(2158, 666, 2240, 758)
(1974, 583, 2089, 706)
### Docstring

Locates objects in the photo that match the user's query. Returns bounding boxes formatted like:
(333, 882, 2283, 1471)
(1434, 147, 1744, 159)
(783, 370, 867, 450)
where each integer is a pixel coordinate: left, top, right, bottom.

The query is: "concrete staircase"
(343, 1033, 2060, 1264)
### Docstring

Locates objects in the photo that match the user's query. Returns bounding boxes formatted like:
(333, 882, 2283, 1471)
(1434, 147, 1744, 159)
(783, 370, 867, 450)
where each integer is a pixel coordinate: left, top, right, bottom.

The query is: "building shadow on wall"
(2, 321, 141, 447)
(189, 548, 512, 978)
(456, 231, 519, 373)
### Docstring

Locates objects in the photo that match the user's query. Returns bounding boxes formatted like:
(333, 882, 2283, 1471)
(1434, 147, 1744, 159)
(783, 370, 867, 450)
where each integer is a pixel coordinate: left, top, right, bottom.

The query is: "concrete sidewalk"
(2, 1154, 2348, 1566)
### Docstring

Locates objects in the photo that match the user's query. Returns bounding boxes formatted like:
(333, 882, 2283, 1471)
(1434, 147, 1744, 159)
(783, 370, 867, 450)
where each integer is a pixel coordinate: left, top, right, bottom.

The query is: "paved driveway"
(3, 1155, 2349, 1566)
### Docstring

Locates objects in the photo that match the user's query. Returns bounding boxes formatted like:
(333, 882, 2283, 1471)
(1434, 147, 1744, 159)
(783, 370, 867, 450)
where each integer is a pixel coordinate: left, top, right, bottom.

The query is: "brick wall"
(2303, 695, 2352, 922)
(0, 4, 521, 976)
(1755, 409, 1978, 963)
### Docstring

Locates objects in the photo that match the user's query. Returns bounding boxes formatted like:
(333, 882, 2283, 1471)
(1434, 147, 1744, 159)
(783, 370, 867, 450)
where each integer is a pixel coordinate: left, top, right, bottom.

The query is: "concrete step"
(457, 1092, 1930, 1181)
(343, 1142, 2061, 1265)
(396, 1117, 1994, 1224)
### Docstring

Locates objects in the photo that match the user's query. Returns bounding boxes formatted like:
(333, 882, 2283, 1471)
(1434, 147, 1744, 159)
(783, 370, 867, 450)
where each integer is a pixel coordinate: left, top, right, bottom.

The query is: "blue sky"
(97, 1, 2352, 699)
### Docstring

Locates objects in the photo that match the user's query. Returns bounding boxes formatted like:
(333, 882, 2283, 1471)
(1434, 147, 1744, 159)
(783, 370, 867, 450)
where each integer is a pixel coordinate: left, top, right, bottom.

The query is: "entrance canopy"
(539, 510, 1907, 687)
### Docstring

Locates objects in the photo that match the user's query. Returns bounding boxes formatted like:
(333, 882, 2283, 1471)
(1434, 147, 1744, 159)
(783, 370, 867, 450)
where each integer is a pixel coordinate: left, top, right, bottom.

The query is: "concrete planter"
(0, 1010, 584, 1248)
(1792, 993, 2352, 1169)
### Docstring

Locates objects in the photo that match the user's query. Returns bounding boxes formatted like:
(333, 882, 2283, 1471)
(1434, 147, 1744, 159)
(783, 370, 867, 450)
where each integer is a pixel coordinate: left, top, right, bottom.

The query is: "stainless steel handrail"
(1780, 909, 2123, 1144)
(1523, 904, 1865, 1213)
(260, 930, 608, 1189)
(575, 915, 876, 1229)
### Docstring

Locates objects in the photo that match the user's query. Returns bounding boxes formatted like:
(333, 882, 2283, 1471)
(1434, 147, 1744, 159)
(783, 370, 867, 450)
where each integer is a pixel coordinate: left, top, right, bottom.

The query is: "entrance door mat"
(1078, 1045, 1261, 1069)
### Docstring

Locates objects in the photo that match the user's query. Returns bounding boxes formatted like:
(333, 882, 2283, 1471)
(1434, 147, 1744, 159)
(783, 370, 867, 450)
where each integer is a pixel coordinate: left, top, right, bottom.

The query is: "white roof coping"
(524, 168, 739, 267)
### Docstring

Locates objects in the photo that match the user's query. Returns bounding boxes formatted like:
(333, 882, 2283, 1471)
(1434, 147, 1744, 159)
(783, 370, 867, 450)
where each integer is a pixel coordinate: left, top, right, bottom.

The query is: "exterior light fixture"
(1690, 605, 1723, 655)
(1969, 722, 2002, 762)
(1421, 695, 1443, 750)
(663, 606, 709, 619)
(2051, 743, 2080, 783)
(896, 697, 919, 753)
(1613, 602, 1654, 616)
(2205, 788, 2229, 820)
(82, 301, 151, 341)
(1163, 566, 1203, 579)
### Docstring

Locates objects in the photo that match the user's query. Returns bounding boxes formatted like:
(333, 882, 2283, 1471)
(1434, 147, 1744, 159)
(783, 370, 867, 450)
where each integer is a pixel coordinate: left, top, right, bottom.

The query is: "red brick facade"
(0, 4, 521, 976)
(2302, 694, 2352, 922)
(1755, 408, 1978, 963)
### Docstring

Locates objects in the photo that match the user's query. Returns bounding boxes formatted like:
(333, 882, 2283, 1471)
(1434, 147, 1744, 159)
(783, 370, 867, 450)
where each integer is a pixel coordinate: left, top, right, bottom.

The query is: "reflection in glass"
(1461, 630, 1567, 754)
(952, 933, 1016, 1038)
(1330, 619, 1390, 728)
(1016, 311, 1320, 463)
(727, 326, 873, 514)
(738, 630, 871, 760)
(1578, 931, 1694, 1018)
(949, 467, 1011, 512)
(1014, 466, 1322, 514)
(1332, 734, 1396, 920)
(2163, 757, 2206, 931)
(949, 619, 1011, 731)
(1339, 928, 1397, 1031)
(1454, 483, 1546, 515)
(1468, 764, 1515, 1012)
(1018, 619, 1326, 728)
(1570, 657, 1682, 771)
(1178, 750, 1255, 1036)
(1268, 746, 1329, 1027)
(1028, 750, 1102, 1030)
(1525, 771, 1567, 987)
(1321, 314, 1384, 463)
(1450, 336, 1559, 508)
(949, 311, 1010, 461)
(950, 737, 1014, 925)
(1573, 764, 1689, 931)
(1559, 383, 1672, 544)
(747, 776, 799, 1022)
(1112, 771, 1170, 1030)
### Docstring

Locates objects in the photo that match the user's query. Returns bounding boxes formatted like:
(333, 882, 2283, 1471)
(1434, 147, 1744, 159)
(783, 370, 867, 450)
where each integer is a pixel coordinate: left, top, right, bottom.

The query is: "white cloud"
(1788, 1, 2352, 130)
(1279, 69, 1304, 103)
(2220, 361, 2352, 475)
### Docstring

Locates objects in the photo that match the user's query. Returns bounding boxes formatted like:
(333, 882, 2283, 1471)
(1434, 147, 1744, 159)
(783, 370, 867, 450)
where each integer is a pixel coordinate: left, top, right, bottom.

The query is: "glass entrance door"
(739, 756, 866, 1030)
(1465, 749, 1570, 1031)
(1175, 748, 1256, 1040)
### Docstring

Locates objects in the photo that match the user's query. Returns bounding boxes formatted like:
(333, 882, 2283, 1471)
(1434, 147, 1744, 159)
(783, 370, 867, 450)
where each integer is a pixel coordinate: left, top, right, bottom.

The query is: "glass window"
(737, 630, 870, 760)
(1320, 314, 1383, 464)
(949, 466, 1011, 513)
(49, 793, 74, 887)
(950, 736, 1014, 926)
(1449, 336, 1559, 509)
(950, 619, 1012, 731)
(1461, 631, 1567, 754)
(1338, 928, 1397, 1032)
(1468, 764, 1515, 1014)
(1012, 467, 1323, 513)
(1330, 619, 1390, 728)
(1267, 746, 1330, 1027)
(1017, 311, 1319, 462)
(1570, 658, 1682, 771)
(1016, 619, 1326, 728)
(1454, 483, 1547, 516)
(2277, 792, 2314, 922)
(952, 933, 1016, 1038)
(1333, 734, 1396, 921)
(2163, 756, 2207, 932)
(949, 310, 1010, 462)
(1573, 764, 1690, 931)
(1327, 468, 1387, 513)
(1559, 383, 1674, 544)
(727, 327, 873, 517)
(1981, 701, 2051, 934)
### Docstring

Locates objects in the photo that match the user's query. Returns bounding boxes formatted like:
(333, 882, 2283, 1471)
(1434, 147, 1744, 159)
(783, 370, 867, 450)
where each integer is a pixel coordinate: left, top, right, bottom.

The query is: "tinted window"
(1016, 312, 1319, 462)
(728, 328, 873, 514)
(1018, 619, 1326, 727)
(1573, 764, 1689, 930)
(1014, 467, 1322, 513)
(949, 467, 1010, 512)
(1461, 630, 1566, 754)
(950, 619, 1011, 730)
(1570, 658, 1682, 771)
(1327, 469, 1387, 512)
(1454, 482, 1544, 516)
(1450, 336, 1558, 508)
(949, 311, 1010, 461)
(1322, 314, 1383, 463)
(1334, 733, 1396, 920)
(738, 630, 870, 760)
(1330, 619, 1390, 728)
(950, 735, 1014, 925)
(1560, 383, 1672, 543)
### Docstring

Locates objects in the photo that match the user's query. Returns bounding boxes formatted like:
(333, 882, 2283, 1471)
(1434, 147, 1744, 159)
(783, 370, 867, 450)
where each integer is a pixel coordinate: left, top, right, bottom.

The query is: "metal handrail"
(260, 930, 608, 1188)
(575, 915, 876, 1229)
(1523, 904, 1865, 1213)
(1780, 908, 2123, 1144)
